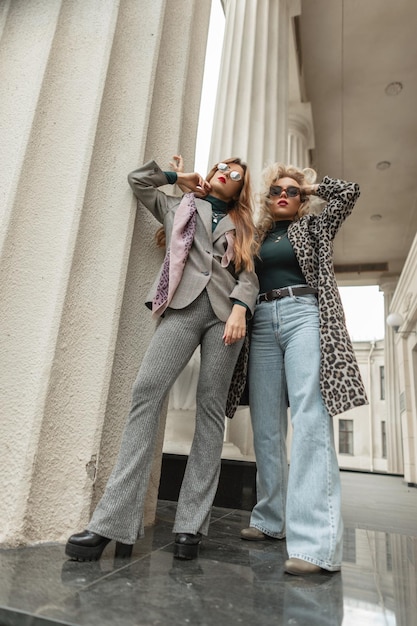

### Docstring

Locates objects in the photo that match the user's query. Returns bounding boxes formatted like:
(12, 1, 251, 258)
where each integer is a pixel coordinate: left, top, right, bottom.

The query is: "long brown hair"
(207, 157, 255, 272)
(156, 157, 256, 273)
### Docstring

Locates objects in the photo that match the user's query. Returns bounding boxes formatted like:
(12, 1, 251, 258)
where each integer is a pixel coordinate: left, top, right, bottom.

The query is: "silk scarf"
(152, 192, 197, 318)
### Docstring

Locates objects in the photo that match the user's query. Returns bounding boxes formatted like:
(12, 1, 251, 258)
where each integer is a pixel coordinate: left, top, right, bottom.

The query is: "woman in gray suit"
(65, 157, 259, 561)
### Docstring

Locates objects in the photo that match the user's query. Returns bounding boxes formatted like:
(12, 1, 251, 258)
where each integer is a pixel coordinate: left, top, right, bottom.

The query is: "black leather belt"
(257, 286, 318, 303)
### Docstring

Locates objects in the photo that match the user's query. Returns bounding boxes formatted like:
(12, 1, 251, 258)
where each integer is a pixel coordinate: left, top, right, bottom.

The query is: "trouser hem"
(86, 523, 143, 545)
(250, 524, 286, 539)
(288, 553, 342, 572)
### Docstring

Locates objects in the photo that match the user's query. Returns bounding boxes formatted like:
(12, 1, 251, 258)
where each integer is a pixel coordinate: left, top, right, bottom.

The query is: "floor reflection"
(342, 531, 416, 626)
(0, 472, 416, 626)
(249, 548, 344, 625)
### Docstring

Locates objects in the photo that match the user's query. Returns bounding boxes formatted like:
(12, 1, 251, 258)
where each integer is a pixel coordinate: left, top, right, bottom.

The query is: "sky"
(194, 1, 386, 343)
(339, 286, 385, 341)
(194, 0, 225, 175)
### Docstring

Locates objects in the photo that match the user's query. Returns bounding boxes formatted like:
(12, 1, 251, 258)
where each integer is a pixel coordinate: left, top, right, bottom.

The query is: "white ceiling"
(299, 0, 417, 286)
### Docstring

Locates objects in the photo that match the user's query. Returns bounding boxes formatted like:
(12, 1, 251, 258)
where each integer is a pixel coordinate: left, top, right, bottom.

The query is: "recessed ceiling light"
(385, 81, 403, 96)
(370, 214, 382, 221)
(376, 161, 391, 170)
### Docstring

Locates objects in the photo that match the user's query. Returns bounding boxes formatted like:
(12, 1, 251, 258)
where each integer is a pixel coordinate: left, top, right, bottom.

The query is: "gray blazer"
(128, 161, 259, 321)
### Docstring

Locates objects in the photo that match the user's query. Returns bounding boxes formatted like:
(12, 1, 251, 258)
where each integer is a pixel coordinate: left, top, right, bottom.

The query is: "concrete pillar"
(209, 0, 293, 185)
(381, 281, 404, 476)
(389, 238, 417, 484)
(287, 0, 314, 170)
(0, 0, 211, 547)
(288, 104, 314, 168)
(397, 338, 417, 484)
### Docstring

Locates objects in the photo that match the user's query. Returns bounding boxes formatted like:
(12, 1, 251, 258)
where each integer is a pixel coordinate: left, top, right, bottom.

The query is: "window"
(339, 419, 354, 455)
(380, 366, 385, 400)
(381, 421, 387, 459)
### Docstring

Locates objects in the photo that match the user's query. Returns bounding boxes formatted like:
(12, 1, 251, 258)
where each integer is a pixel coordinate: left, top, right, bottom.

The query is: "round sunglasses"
(217, 162, 242, 182)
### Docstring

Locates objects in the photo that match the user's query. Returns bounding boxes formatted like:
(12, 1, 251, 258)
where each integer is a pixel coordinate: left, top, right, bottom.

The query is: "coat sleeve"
(314, 176, 360, 240)
(229, 269, 259, 317)
(127, 160, 179, 224)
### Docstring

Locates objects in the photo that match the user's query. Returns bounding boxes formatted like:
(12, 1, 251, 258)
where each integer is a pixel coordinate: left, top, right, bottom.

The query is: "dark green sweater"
(256, 221, 306, 293)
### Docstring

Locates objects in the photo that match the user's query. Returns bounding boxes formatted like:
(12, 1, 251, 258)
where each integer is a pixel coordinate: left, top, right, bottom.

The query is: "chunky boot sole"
(65, 537, 110, 561)
(65, 538, 133, 562)
(173, 542, 200, 560)
(114, 542, 133, 559)
(173, 533, 202, 560)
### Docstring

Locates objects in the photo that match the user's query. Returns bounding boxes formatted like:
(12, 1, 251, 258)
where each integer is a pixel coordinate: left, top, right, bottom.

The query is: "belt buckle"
(268, 289, 280, 301)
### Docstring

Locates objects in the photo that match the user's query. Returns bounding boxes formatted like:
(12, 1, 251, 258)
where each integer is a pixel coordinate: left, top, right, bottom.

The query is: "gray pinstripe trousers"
(87, 290, 243, 544)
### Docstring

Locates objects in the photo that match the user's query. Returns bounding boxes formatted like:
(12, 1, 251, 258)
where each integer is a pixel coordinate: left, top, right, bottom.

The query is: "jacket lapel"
(213, 214, 235, 241)
(195, 198, 235, 241)
(196, 198, 212, 239)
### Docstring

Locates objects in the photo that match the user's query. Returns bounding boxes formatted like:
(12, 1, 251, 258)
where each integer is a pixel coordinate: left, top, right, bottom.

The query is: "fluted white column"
(209, 0, 293, 185)
(288, 103, 314, 168)
(0, 0, 211, 546)
(381, 281, 404, 476)
(387, 233, 417, 485)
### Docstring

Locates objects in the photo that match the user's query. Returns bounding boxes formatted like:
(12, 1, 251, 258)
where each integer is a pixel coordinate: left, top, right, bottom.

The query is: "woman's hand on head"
(302, 183, 319, 196)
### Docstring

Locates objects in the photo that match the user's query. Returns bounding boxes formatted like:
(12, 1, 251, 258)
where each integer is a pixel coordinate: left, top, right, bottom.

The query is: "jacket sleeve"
(314, 176, 360, 240)
(229, 269, 259, 317)
(127, 160, 179, 224)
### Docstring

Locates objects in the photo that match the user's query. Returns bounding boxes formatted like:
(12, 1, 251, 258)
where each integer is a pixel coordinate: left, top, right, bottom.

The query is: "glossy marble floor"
(1, 472, 416, 626)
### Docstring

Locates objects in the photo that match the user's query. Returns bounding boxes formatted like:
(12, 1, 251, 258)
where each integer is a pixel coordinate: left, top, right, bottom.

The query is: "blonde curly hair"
(255, 163, 318, 250)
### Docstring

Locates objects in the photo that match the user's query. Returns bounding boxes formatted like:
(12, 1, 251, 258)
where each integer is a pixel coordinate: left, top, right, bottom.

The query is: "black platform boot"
(65, 530, 133, 562)
(173, 532, 202, 560)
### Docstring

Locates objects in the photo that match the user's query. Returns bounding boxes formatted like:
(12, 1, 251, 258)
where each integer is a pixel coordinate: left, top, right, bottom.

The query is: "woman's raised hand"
(170, 154, 211, 197)
(178, 172, 211, 196)
(170, 154, 184, 173)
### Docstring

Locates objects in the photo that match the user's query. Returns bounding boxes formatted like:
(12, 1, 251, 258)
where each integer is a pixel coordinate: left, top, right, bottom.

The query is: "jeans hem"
(288, 553, 341, 572)
(251, 524, 286, 539)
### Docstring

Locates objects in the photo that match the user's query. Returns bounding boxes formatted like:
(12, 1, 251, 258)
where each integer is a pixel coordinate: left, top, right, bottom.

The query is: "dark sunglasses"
(269, 185, 301, 197)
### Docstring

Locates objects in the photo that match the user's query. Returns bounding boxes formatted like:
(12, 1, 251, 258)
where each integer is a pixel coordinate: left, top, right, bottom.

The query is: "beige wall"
(0, 0, 211, 548)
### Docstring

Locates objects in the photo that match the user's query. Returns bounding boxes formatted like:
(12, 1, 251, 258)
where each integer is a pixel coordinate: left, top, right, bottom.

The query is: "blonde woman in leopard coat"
(240, 163, 367, 576)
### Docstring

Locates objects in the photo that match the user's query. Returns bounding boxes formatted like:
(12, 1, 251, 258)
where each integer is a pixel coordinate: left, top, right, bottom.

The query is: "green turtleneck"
(255, 220, 306, 293)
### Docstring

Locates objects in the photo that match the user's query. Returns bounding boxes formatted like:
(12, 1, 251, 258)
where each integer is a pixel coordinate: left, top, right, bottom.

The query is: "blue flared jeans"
(248, 292, 343, 571)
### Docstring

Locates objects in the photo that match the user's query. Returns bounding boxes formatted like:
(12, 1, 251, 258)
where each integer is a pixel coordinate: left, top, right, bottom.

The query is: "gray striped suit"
(87, 161, 258, 543)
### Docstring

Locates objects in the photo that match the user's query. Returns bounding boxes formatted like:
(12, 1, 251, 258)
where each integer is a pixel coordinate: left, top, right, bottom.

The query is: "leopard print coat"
(287, 176, 368, 417)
